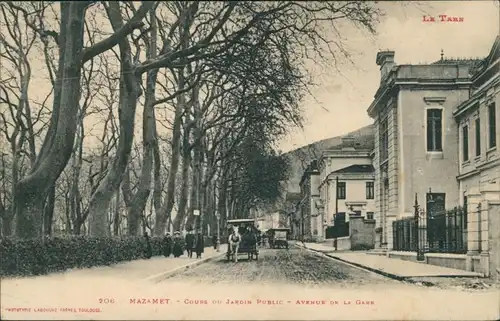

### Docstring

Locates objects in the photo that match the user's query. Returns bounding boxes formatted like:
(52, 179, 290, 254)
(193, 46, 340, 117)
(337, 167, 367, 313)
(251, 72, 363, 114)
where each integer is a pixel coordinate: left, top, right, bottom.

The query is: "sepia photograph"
(0, 0, 499, 320)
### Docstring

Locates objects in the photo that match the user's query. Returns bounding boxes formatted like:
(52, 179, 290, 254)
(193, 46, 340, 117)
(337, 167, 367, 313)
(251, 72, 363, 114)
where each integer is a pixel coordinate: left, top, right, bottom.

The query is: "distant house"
(284, 192, 301, 236)
(283, 125, 374, 194)
(296, 160, 320, 241)
(259, 212, 280, 231)
(317, 135, 375, 240)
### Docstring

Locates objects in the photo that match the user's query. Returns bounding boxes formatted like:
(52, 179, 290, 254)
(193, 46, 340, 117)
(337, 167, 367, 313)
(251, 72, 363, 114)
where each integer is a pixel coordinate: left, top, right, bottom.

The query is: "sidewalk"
(298, 242, 483, 279)
(2, 245, 227, 282)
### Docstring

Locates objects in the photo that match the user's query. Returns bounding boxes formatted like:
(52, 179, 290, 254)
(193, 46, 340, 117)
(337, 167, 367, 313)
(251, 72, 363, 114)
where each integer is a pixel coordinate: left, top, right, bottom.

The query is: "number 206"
(99, 298, 115, 304)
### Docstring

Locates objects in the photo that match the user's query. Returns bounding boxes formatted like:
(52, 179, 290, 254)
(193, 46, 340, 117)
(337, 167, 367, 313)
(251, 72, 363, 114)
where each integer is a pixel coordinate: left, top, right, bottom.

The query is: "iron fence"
(393, 206, 467, 254)
(326, 222, 349, 239)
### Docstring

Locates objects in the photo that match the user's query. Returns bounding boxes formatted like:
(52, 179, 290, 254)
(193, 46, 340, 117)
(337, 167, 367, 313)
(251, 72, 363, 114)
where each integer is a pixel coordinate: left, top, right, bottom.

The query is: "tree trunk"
(69, 120, 84, 233)
(185, 84, 204, 231)
(218, 177, 227, 229)
(64, 192, 72, 233)
(1, 215, 13, 237)
(203, 180, 212, 236)
(43, 184, 56, 236)
(172, 142, 191, 231)
(74, 219, 82, 235)
(154, 68, 185, 235)
(154, 6, 194, 236)
(88, 2, 141, 237)
(184, 158, 197, 231)
(126, 11, 158, 236)
(72, 187, 84, 235)
(113, 189, 121, 236)
(15, 2, 85, 239)
(152, 127, 163, 234)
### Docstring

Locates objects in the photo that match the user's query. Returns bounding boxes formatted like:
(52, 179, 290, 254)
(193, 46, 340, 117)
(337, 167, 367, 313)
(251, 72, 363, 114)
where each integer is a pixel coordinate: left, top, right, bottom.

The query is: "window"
(475, 118, 481, 156)
(354, 211, 362, 216)
(366, 212, 374, 220)
(366, 182, 374, 199)
(337, 182, 346, 200)
(427, 109, 443, 152)
(488, 103, 496, 149)
(379, 118, 389, 161)
(462, 125, 469, 162)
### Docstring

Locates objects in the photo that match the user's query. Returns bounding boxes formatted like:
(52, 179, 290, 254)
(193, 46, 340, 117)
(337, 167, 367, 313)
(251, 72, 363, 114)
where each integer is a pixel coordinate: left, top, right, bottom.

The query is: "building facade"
(453, 37, 499, 275)
(368, 50, 482, 250)
(317, 136, 375, 240)
(297, 160, 320, 241)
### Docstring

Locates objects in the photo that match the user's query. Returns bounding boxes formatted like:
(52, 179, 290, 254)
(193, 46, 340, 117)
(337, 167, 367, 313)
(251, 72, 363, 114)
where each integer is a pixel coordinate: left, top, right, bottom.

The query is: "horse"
(228, 227, 241, 262)
(242, 227, 258, 260)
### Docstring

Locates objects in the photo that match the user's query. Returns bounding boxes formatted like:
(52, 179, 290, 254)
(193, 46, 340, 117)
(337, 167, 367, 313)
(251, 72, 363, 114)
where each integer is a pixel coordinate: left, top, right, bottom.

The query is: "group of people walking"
(161, 230, 204, 259)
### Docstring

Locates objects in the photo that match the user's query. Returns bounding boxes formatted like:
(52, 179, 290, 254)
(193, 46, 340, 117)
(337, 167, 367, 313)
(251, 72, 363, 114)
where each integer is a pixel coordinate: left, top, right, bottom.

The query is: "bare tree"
(86, 2, 154, 237)
(0, 2, 52, 236)
(2, 1, 381, 239)
(13, 1, 152, 238)
(123, 8, 160, 236)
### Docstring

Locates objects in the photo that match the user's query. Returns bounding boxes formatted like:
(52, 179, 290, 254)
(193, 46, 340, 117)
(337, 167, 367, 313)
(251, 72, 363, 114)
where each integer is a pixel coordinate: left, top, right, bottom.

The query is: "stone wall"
(489, 204, 500, 279)
(348, 214, 376, 250)
(336, 236, 351, 250)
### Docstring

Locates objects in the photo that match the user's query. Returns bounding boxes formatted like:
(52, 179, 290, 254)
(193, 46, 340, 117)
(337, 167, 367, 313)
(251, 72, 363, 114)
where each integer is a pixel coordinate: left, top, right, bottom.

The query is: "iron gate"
(393, 193, 467, 255)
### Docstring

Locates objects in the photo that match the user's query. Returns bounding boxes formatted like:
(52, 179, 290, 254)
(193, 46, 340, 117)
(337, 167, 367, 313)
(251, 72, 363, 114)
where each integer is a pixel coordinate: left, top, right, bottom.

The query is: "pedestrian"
(162, 232, 173, 257)
(173, 231, 184, 258)
(212, 234, 218, 250)
(185, 229, 195, 258)
(143, 231, 152, 259)
(195, 230, 204, 259)
(228, 227, 241, 263)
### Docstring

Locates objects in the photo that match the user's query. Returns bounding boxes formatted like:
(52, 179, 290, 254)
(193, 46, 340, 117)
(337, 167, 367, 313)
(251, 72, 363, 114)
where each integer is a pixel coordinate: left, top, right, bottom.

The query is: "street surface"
(165, 247, 395, 288)
(1, 245, 499, 320)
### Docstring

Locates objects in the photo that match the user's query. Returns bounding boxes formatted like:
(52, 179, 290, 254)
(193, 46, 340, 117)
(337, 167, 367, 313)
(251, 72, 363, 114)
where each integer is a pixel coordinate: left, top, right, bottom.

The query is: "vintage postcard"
(0, 1, 499, 320)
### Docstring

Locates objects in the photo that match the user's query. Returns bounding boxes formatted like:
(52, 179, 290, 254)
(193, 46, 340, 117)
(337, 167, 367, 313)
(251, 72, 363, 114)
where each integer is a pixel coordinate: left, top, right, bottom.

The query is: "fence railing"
(393, 206, 467, 254)
(326, 222, 349, 239)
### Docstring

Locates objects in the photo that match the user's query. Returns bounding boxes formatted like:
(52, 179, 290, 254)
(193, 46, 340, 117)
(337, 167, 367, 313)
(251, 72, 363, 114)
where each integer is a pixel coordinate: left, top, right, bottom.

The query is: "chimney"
(376, 50, 395, 80)
(341, 135, 356, 151)
(310, 159, 318, 170)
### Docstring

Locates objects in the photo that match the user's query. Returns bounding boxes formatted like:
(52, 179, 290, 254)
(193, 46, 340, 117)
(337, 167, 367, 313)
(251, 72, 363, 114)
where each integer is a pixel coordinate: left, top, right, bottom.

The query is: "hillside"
(283, 124, 375, 193)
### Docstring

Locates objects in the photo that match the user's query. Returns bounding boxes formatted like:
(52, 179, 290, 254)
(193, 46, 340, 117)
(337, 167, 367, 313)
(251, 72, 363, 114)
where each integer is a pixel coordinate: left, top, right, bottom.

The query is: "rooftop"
(431, 58, 484, 66)
(327, 133, 375, 151)
(285, 192, 301, 202)
(330, 164, 375, 174)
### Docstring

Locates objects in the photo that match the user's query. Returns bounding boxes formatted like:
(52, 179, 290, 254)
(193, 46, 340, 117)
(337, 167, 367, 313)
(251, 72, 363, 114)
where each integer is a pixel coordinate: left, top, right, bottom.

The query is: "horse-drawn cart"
(226, 219, 259, 262)
(268, 228, 290, 249)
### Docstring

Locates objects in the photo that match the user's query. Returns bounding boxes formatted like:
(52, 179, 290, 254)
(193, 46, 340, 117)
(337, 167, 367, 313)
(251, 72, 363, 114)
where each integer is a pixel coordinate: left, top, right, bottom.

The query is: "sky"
(2, 1, 499, 156)
(278, 0, 500, 153)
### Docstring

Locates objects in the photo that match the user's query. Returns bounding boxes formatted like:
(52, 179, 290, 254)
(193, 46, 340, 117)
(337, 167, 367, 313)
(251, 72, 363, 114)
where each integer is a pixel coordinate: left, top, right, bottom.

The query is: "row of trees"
(0, 1, 380, 239)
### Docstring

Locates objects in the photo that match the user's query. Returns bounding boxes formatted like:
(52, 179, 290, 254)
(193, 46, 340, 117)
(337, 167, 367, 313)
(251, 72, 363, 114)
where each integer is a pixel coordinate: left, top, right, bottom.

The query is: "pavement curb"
(298, 243, 484, 285)
(143, 250, 226, 283)
(296, 243, 413, 283)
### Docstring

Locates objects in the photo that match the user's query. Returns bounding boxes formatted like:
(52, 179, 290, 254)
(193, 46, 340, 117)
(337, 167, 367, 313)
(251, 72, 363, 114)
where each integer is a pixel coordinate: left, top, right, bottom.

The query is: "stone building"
(368, 50, 483, 250)
(297, 160, 320, 241)
(317, 135, 375, 240)
(453, 36, 499, 276)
